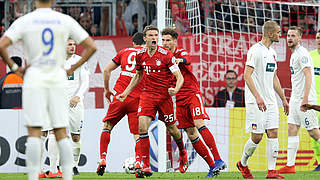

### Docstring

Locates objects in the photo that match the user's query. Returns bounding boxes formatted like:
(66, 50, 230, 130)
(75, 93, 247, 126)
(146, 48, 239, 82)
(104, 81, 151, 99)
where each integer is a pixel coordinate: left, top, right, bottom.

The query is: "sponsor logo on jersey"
(156, 59, 161, 66)
(314, 67, 320, 76)
(68, 72, 75, 80)
(266, 63, 276, 72)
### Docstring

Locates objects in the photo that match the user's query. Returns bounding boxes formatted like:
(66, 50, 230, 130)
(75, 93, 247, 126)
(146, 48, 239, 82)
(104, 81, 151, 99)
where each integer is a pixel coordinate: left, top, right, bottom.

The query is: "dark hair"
(38, 0, 51, 3)
(143, 25, 158, 37)
(225, 70, 237, 78)
(288, 26, 302, 36)
(11, 56, 22, 67)
(161, 28, 179, 39)
(132, 32, 145, 45)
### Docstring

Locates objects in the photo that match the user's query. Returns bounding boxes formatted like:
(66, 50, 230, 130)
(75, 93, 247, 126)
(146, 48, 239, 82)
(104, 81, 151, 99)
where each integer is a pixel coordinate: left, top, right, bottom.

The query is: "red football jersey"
(173, 48, 200, 101)
(136, 46, 176, 98)
(112, 46, 144, 97)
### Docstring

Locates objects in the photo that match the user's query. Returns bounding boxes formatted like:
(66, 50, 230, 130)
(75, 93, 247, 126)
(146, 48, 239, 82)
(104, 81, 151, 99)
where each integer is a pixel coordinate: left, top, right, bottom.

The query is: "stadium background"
(0, 0, 319, 173)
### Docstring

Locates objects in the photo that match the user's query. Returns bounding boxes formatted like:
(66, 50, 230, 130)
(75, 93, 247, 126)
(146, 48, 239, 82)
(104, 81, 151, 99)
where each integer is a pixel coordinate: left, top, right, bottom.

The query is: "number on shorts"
(42, 28, 54, 56)
(125, 52, 136, 71)
(305, 118, 310, 126)
(164, 114, 174, 123)
(192, 107, 203, 116)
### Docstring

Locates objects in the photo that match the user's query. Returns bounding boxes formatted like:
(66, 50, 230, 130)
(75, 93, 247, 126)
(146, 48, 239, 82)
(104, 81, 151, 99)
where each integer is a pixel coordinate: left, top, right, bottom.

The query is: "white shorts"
(287, 100, 319, 130)
(68, 101, 84, 134)
(246, 103, 279, 133)
(23, 86, 69, 129)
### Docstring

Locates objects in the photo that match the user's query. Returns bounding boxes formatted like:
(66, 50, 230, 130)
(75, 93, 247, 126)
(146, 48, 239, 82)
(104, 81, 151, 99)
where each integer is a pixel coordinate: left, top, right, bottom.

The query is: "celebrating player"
(161, 27, 226, 177)
(0, 0, 96, 180)
(117, 25, 188, 178)
(97, 32, 145, 176)
(277, 26, 320, 174)
(236, 20, 289, 179)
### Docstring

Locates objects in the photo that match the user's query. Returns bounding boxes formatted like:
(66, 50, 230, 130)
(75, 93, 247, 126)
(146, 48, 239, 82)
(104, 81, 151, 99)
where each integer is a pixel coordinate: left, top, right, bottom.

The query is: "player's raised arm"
(66, 37, 96, 76)
(244, 65, 266, 111)
(103, 61, 118, 103)
(273, 72, 289, 115)
(117, 69, 144, 102)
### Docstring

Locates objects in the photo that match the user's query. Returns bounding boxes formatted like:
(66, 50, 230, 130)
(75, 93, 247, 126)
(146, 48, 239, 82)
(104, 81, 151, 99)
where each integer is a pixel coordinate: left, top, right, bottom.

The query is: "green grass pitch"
(1, 171, 320, 180)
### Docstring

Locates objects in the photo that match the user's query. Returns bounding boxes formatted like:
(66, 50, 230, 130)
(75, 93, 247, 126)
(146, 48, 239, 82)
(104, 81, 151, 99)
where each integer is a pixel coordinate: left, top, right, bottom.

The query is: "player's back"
(5, 8, 88, 86)
(113, 47, 144, 97)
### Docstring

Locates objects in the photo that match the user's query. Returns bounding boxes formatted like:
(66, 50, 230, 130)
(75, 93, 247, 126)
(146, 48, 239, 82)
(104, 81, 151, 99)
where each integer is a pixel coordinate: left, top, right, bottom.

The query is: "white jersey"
(289, 45, 317, 102)
(4, 8, 88, 87)
(64, 54, 89, 101)
(245, 42, 277, 104)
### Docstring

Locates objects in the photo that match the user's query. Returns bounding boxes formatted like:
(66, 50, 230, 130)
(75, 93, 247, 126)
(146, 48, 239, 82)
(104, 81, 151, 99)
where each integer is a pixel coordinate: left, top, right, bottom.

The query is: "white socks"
(40, 135, 47, 173)
(287, 136, 299, 166)
(72, 140, 81, 167)
(267, 138, 279, 170)
(57, 138, 73, 180)
(26, 137, 41, 180)
(48, 134, 59, 173)
(241, 138, 258, 166)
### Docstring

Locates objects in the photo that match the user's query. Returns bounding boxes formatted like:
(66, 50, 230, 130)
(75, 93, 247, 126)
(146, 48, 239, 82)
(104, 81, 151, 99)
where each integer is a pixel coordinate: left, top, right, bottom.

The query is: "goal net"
(162, 0, 320, 172)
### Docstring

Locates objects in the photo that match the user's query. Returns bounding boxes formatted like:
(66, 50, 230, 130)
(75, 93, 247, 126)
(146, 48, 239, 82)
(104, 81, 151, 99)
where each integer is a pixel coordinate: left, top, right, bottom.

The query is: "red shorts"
(137, 95, 176, 126)
(103, 95, 139, 134)
(176, 93, 209, 129)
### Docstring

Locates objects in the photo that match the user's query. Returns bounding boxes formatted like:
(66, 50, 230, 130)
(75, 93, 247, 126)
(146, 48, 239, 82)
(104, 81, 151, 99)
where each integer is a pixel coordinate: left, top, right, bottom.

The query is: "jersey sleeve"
(246, 48, 258, 68)
(68, 16, 89, 44)
(179, 50, 191, 64)
(299, 55, 312, 70)
(135, 53, 143, 71)
(112, 50, 122, 66)
(4, 17, 24, 43)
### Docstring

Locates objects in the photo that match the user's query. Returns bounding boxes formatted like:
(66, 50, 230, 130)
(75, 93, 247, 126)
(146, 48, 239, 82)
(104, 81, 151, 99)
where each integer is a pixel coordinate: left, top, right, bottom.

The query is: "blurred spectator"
(115, 0, 128, 36)
(100, 7, 110, 35)
(69, 7, 81, 22)
(305, 15, 317, 34)
(241, 17, 257, 33)
(90, 24, 100, 36)
(123, 0, 146, 35)
(281, 16, 290, 35)
(0, 56, 23, 109)
(79, 12, 92, 35)
(128, 13, 138, 35)
(224, 0, 241, 31)
(213, 70, 245, 108)
(171, 2, 189, 34)
(53, 7, 63, 13)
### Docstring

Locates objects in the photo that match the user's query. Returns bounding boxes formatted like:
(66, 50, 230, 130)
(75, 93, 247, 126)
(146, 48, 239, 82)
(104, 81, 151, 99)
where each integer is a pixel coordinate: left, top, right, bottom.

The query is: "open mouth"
(152, 41, 157, 46)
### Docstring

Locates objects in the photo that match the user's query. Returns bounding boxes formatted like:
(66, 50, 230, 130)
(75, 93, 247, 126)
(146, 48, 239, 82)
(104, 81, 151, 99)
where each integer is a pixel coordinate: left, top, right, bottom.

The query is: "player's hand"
(15, 65, 29, 77)
(302, 104, 312, 110)
(168, 87, 178, 96)
(282, 99, 289, 116)
(70, 96, 80, 108)
(66, 68, 74, 77)
(256, 96, 266, 112)
(104, 89, 114, 103)
(116, 93, 127, 102)
(175, 58, 184, 64)
(300, 98, 308, 112)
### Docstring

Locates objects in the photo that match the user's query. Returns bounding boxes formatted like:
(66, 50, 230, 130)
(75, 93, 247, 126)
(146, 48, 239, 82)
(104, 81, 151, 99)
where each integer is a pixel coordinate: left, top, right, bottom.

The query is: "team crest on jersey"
(301, 56, 308, 64)
(156, 59, 161, 66)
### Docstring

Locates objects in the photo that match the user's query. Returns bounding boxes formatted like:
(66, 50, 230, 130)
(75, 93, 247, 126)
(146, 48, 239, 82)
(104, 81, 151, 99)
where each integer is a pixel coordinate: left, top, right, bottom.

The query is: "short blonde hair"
(262, 20, 279, 37)
(288, 26, 302, 37)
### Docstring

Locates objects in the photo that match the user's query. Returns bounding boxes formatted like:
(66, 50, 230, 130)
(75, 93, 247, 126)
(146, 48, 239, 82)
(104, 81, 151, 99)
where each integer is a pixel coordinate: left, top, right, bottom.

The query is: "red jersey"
(136, 46, 176, 99)
(173, 48, 200, 102)
(112, 46, 143, 97)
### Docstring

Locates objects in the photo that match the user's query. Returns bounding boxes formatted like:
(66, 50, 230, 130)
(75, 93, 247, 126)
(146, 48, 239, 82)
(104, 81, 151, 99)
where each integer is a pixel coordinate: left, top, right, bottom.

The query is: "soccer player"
(236, 20, 289, 179)
(309, 30, 320, 171)
(161, 27, 226, 177)
(96, 32, 145, 176)
(277, 26, 320, 174)
(65, 38, 90, 175)
(117, 25, 188, 178)
(0, 0, 96, 180)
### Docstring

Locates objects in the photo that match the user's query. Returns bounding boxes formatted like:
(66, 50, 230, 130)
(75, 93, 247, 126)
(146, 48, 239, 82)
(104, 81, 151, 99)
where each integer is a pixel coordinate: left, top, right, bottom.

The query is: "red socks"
(100, 129, 111, 160)
(198, 126, 221, 160)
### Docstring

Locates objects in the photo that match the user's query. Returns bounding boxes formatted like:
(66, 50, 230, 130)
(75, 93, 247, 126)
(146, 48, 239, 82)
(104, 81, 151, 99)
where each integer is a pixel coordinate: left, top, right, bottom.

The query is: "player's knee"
(251, 134, 263, 144)
(308, 128, 320, 140)
(71, 134, 80, 142)
(185, 127, 197, 139)
(266, 129, 278, 138)
(104, 121, 114, 130)
(194, 119, 205, 129)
